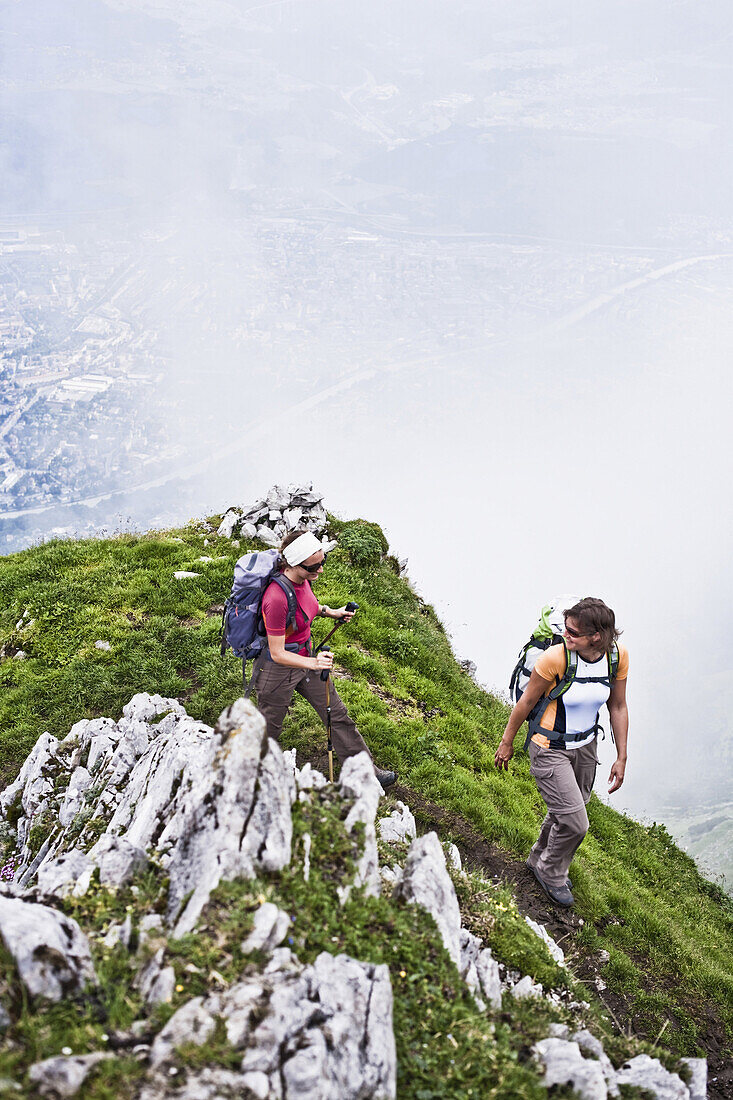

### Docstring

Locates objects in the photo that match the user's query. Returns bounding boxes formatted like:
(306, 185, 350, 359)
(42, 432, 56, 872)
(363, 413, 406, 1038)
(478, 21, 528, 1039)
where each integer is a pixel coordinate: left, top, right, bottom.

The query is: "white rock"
(572, 1029, 619, 1095)
(240, 522, 257, 539)
(173, 571, 201, 580)
(94, 640, 112, 652)
(149, 998, 216, 1068)
(446, 843, 462, 871)
(237, 952, 396, 1099)
(525, 915, 566, 966)
(28, 1053, 114, 1097)
(615, 1054, 689, 1099)
(511, 974, 543, 1000)
(679, 1057, 707, 1100)
(378, 801, 416, 844)
(241, 1071, 270, 1099)
(0, 896, 96, 1001)
(533, 1038, 607, 1100)
(241, 903, 291, 955)
(57, 767, 93, 829)
(337, 753, 382, 903)
(136, 949, 176, 1007)
(394, 831, 461, 968)
(122, 694, 185, 723)
(256, 526, 280, 547)
(89, 833, 148, 888)
(102, 913, 133, 950)
(36, 849, 93, 898)
(296, 762, 327, 792)
(459, 928, 502, 1011)
(217, 510, 241, 538)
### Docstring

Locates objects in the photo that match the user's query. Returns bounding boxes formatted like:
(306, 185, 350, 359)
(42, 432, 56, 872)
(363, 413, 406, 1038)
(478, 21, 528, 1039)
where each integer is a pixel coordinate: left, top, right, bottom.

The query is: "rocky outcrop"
(217, 483, 329, 545)
(0, 895, 96, 1002)
(145, 951, 396, 1100)
(1, 694, 708, 1099)
(394, 831, 462, 967)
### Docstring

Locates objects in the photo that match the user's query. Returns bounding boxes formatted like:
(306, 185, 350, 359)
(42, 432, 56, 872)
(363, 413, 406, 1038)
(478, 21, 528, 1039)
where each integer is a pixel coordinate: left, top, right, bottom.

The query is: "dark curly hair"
(564, 597, 621, 653)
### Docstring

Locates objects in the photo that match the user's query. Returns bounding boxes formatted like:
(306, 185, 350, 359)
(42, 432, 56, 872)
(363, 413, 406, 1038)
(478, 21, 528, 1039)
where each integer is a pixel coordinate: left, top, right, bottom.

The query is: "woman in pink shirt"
(252, 529, 396, 790)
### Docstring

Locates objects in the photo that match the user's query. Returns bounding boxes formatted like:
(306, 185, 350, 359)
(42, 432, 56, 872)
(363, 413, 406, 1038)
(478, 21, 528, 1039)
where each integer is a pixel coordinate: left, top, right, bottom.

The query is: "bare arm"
(607, 677, 628, 793)
(494, 669, 549, 770)
(267, 632, 332, 672)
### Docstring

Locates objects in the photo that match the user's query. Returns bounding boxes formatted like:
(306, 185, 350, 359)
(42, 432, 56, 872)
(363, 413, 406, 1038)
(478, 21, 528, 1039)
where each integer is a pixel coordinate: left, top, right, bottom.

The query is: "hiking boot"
(527, 863, 575, 908)
(526, 860, 573, 896)
(374, 766, 396, 791)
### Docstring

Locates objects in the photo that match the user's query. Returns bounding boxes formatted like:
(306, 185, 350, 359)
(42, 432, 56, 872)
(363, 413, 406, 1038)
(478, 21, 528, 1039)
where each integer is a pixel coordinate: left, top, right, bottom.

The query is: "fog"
(1, 0, 732, 879)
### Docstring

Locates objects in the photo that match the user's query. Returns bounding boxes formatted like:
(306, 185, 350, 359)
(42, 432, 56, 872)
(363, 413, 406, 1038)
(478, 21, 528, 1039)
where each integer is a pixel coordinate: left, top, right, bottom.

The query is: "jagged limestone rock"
(525, 915, 566, 967)
(135, 948, 176, 1007)
(217, 509, 240, 538)
(679, 1057, 707, 1100)
(149, 997, 216, 1068)
(295, 761, 327, 793)
(337, 753, 382, 903)
(36, 849, 93, 898)
(511, 974, 543, 1000)
(58, 767, 93, 828)
(255, 525, 279, 547)
(447, 843, 462, 872)
(394, 831, 461, 968)
(572, 1029, 619, 1096)
(28, 1053, 114, 1098)
(240, 902, 291, 955)
(141, 1067, 257, 1100)
(615, 1054, 689, 1099)
(459, 928, 502, 1011)
(0, 896, 96, 1001)
(533, 1037, 608, 1100)
(88, 833, 148, 888)
(163, 700, 293, 934)
(102, 913, 133, 950)
(378, 801, 416, 844)
(148, 952, 395, 1099)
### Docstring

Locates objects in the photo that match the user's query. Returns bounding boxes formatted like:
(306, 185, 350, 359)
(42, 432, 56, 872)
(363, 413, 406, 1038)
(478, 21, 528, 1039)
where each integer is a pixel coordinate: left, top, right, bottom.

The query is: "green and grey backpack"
(509, 597, 619, 749)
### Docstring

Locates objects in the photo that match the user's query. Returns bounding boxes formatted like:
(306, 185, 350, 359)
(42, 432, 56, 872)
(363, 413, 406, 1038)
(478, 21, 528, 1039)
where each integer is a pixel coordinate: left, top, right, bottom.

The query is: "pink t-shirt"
(261, 576, 319, 655)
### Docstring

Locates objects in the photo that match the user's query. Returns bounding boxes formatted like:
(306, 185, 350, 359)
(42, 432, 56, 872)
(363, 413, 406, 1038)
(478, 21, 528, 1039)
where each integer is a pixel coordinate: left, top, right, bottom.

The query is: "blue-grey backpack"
(219, 549, 300, 689)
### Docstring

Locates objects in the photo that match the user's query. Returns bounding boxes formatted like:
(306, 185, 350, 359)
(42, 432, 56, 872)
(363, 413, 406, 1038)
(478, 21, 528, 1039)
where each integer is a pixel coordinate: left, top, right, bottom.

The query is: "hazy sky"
(2, 0, 732, 834)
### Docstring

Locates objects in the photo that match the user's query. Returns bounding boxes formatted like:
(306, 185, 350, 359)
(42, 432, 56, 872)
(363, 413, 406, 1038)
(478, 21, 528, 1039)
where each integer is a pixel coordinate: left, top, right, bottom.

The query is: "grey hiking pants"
(252, 655, 371, 763)
(527, 739, 599, 890)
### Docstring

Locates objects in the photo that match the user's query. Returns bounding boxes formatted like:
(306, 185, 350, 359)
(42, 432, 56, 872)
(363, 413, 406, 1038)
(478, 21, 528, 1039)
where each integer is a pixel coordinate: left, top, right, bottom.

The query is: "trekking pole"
(314, 602, 359, 657)
(319, 646, 334, 782)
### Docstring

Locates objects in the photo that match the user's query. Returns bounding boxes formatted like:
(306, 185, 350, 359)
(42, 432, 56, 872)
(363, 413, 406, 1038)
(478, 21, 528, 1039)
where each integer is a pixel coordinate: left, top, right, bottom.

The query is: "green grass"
(1, 514, 732, 1074)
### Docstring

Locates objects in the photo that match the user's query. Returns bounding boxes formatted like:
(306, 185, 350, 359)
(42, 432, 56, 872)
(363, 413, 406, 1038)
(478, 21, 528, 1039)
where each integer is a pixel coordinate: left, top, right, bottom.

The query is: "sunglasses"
(564, 623, 588, 639)
(300, 556, 326, 574)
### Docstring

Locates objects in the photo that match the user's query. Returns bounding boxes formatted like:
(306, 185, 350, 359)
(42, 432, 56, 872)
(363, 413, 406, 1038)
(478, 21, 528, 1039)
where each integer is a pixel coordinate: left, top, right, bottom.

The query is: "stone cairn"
(0, 697, 708, 1100)
(217, 484, 328, 546)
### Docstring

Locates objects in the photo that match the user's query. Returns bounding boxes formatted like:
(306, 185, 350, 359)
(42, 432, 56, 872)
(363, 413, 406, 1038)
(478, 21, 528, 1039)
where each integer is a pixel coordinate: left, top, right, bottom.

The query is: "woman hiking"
(494, 597, 628, 907)
(252, 529, 396, 790)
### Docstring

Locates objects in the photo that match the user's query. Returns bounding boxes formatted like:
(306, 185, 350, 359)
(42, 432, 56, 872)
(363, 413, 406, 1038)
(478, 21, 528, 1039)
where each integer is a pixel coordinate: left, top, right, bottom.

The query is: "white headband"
(282, 531, 323, 566)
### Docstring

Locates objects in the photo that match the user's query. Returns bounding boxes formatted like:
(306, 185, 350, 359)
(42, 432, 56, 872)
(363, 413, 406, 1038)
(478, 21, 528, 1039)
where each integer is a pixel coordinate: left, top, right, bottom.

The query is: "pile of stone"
(217, 484, 328, 546)
(0, 697, 709, 1100)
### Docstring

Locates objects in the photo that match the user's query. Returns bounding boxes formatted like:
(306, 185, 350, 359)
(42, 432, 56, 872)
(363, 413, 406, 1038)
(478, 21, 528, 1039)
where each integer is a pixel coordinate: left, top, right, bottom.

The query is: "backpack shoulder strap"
(608, 641, 620, 682)
(547, 640, 577, 700)
(269, 574, 300, 631)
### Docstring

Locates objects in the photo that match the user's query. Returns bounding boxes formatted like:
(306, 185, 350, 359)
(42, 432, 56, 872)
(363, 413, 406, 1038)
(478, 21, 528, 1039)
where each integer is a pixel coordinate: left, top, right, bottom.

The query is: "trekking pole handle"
(320, 646, 331, 681)
(344, 601, 359, 615)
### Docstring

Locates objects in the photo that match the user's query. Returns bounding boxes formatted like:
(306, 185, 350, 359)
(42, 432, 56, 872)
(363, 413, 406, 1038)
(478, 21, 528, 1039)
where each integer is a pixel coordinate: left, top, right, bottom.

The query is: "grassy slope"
(0, 514, 731, 1083)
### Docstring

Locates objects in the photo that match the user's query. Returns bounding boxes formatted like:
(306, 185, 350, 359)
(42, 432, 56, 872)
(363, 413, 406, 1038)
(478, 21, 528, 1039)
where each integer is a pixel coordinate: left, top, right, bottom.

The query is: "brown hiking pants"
(252, 655, 371, 762)
(527, 739, 599, 890)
